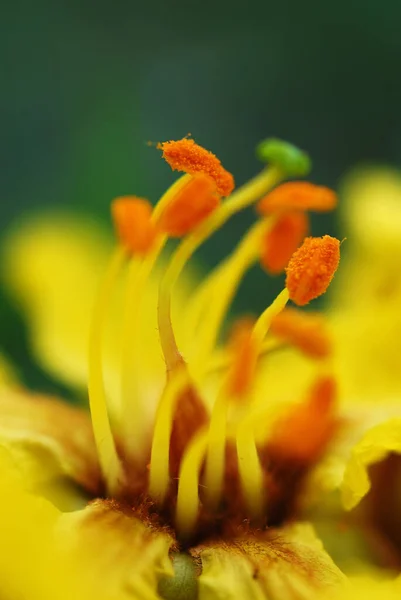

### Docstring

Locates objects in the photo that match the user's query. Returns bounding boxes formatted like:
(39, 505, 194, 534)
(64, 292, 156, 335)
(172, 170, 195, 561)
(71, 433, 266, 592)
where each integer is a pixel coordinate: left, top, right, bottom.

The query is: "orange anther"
(158, 138, 235, 197)
(226, 319, 257, 397)
(270, 308, 331, 358)
(111, 196, 157, 255)
(269, 376, 337, 463)
(285, 235, 340, 306)
(260, 211, 309, 275)
(156, 174, 221, 237)
(258, 182, 337, 214)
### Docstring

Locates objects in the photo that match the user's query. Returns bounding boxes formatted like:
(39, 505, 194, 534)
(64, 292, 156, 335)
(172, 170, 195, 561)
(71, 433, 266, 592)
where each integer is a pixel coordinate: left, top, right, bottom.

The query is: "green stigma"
(158, 553, 199, 600)
(256, 137, 312, 177)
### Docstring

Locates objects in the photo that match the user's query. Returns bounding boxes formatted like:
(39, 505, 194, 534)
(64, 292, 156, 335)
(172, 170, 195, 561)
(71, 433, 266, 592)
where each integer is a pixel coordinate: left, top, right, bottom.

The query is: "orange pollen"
(257, 181, 337, 214)
(270, 308, 331, 358)
(111, 196, 157, 255)
(285, 235, 340, 306)
(158, 138, 235, 197)
(269, 376, 337, 463)
(260, 211, 309, 275)
(226, 319, 257, 397)
(156, 174, 221, 237)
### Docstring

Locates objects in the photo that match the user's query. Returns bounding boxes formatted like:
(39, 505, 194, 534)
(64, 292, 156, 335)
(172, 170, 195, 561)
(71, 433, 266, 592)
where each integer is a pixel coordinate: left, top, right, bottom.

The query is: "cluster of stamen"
(88, 136, 340, 543)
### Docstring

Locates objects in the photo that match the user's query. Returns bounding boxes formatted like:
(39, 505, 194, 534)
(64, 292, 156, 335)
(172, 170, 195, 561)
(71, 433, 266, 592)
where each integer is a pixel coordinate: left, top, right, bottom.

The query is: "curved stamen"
(88, 246, 127, 494)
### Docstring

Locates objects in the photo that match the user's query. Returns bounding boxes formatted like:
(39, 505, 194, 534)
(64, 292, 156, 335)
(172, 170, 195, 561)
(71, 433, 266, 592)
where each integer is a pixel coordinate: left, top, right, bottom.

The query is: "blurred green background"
(2, 0, 401, 393)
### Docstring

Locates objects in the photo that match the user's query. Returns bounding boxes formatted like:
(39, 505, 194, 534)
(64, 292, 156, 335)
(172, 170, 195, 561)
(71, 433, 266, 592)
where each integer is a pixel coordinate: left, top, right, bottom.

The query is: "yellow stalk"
(88, 245, 126, 494)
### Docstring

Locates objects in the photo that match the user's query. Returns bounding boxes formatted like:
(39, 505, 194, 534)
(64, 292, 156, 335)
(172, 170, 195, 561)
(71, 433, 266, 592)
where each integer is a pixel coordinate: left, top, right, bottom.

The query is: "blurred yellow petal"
(325, 574, 401, 600)
(194, 522, 344, 600)
(342, 418, 401, 510)
(0, 446, 84, 600)
(0, 386, 101, 494)
(59, 498, 174, 599)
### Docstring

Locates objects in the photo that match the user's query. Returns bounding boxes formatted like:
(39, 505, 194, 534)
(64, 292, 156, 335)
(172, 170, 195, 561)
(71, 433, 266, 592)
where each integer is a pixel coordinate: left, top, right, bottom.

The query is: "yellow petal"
(59, 499, 174, 599)
(324, 575, 401, 600)
(342, 417, 401, 510)
(0, 446, 82, 600)
(0, 386, 101, 494)
(193, 522, 344, 600)
(2, 211, 113, 388)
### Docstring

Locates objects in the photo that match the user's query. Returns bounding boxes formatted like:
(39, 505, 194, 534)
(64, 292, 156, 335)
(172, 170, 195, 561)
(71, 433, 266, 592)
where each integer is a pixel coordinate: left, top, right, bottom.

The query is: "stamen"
(175, 428, 208, 540)
(192, 220, 270, 372)
(236, 416, 265, 519)
(111, 196, 157, 255)
(157, 173, 221, 237)
(260, 211, 309, 275)
(270, 308, 331, 358)
(148, 369, 190, 503)
(285, 235, 341, 306)
(158, 138, 235, 197)
(258, 181, 337, 214)
(157, 166, 283, 371)
(119, 175, 192, 449)
(88, 246, 126, 494)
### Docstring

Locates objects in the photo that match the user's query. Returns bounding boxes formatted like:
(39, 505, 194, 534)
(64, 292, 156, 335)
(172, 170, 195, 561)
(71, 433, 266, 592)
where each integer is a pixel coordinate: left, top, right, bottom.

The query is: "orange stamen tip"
(156, 174, 221, 237)
(257, 182, 337, 215)
(226, 318, 257, 397)
(111, 196, 157, 255)
(158, 138, 235, 197)
(285, 235, 340, 306)
(260, 211, 309, 275)
(269, 375, 337, 463)
(270, 308, 331, 358)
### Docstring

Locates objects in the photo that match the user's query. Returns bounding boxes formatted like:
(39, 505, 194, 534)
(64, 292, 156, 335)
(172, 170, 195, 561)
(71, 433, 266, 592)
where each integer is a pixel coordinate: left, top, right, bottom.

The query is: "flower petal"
(59, 499, 175, 599)
(341, 418, 401, 510)
(0, 387, 101, 494)
(193, 522, 344, 600)
(0, 446, 82, 600)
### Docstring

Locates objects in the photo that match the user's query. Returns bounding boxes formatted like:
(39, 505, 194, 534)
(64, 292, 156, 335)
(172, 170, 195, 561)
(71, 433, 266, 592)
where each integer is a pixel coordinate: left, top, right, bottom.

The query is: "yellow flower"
(0, 137, 358, 599)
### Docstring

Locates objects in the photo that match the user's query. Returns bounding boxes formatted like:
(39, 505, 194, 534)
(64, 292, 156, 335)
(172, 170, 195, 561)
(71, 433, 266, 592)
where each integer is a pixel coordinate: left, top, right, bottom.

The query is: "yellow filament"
(236, 417, 265, 518)
(88, 245, 126, 494)
(203, 391, 229, 510)
(148, 369, 190, 503)
(233, 287, 289, 515)
(119, 174, 191, 444)
(158, 167, 282, 371)
(193, 220, 272, 373)
(175, 428, 208, 539)
(161, 167, 282, 296)
(251, 288, 290, 349)
(204, 338, 284, 375)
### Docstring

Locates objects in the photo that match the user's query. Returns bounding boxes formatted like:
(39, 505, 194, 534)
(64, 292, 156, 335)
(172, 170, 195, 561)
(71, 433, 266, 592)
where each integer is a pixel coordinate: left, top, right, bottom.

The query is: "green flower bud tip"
(158, 553, 199, 600)
(256, 138, 312, 177)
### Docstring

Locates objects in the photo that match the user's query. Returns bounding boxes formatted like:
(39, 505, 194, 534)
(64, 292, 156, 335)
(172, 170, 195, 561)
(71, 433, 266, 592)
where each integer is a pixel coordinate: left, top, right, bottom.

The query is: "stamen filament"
(175, 428, 208, 540)
(193, 219, 272, 372)
(236, 417, 265, 518)
(88, 245, 126, 494)
(251, 288, 290, 349)
(204, 338, 284, 375)
(148, 369, 190, 503)
(120, 174, 191, 445)
(158, 167, 282, 371)
(203, 392, 230, 510)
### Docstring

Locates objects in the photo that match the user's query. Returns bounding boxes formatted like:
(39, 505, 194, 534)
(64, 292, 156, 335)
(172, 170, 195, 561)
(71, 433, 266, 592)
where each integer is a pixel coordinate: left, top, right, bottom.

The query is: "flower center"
(87, 137, 340, 542)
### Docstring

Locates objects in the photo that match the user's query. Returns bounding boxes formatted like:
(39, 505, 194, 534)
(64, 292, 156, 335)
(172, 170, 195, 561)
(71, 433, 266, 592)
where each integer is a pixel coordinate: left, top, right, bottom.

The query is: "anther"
(270, 308, 331, 358)
(156, 173, 221, 237)
(111, 196, 157, 255)
(158, 138, 235, 197)
(258, 182, 337, 215)
(285, 235, 340, 306)
(260, 211, 309, 275)
(268, 376, 337, 463)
